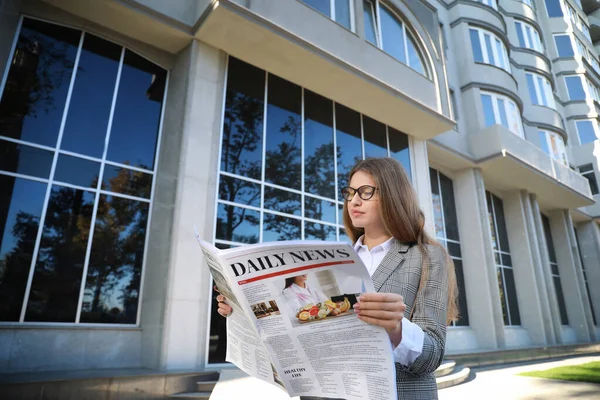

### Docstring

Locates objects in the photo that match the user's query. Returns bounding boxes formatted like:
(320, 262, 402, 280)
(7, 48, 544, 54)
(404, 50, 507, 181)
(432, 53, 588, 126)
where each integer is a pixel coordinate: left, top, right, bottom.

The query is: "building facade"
(0, 0, 599, 374)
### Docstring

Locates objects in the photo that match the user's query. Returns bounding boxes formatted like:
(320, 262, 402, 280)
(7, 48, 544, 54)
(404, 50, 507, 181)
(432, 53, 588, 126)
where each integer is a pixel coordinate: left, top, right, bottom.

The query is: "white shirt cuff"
(392, 318, 424, 366)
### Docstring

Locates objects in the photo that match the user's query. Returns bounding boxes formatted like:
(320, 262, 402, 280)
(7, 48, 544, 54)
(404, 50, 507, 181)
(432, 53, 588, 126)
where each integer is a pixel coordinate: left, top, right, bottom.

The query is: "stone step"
(170, 391, 212, 400)
(435, 360, 456, 377)
(196, 379, 218, 392)
(436, 365, 471, 390)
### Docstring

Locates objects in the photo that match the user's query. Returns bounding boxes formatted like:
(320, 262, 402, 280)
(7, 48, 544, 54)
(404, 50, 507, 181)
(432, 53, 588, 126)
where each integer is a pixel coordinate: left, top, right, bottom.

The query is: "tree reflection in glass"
(25, 186, 94, 322)
(304, 90, 334, 199)
(0, 176, 46, 321)
(335, 104, 362, 191)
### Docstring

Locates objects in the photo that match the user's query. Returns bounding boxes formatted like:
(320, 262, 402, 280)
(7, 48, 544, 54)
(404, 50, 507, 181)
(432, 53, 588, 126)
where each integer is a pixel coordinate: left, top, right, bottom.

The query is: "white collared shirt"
(354, 236, 425, 367)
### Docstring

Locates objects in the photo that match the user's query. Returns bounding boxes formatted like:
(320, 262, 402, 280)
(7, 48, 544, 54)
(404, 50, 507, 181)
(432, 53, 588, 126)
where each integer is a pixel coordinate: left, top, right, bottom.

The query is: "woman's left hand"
(353, 293, 406, 348)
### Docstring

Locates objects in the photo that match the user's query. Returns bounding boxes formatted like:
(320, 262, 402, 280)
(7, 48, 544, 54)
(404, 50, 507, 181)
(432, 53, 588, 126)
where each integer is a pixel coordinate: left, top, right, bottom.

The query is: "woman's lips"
(350, 210, 363, 217)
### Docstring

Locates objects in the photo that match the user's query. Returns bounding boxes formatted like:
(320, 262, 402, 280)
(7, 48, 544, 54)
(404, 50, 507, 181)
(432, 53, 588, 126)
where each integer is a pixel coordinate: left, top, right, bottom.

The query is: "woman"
(217, 157, 458, 400)
(282, 274, 329, 314)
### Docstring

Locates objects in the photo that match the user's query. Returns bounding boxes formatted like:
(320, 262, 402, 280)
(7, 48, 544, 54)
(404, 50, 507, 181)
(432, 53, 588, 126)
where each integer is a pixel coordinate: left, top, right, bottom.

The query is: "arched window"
(480, 91, 524, 138)
(363, 0, 427, 76)
(469, 27, 511, 73)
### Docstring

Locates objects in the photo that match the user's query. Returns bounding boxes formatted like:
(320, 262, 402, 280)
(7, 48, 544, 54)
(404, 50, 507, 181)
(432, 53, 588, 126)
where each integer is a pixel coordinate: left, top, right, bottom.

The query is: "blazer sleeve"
(397, 245, 448, 376)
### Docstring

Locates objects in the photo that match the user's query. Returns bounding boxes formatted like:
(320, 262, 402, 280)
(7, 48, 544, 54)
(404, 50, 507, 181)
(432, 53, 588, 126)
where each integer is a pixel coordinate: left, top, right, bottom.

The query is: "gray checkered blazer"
(303, 239, 448, 400)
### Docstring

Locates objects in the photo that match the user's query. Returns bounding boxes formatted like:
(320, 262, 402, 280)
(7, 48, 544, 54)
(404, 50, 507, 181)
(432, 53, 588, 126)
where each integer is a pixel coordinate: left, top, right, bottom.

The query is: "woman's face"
(293, 275, 308, 286)
(347, 171, 385, 233)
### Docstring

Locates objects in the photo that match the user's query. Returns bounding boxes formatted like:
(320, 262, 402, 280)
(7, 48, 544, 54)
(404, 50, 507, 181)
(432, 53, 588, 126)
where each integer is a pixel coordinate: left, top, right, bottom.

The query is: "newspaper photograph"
(195, 231, 398, 400)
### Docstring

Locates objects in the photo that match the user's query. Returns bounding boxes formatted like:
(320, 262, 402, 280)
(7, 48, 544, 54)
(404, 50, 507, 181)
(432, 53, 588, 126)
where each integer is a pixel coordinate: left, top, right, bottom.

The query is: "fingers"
(355, 314, 400, 331)
(354, 292, 405, 330)
(216, 294, 232, 317)
(358, 293, 404, 303)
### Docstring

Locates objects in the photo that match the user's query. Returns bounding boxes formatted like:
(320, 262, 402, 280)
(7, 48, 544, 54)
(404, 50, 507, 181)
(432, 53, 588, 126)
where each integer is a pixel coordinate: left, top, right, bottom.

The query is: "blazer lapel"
(371, 239, 412, 292)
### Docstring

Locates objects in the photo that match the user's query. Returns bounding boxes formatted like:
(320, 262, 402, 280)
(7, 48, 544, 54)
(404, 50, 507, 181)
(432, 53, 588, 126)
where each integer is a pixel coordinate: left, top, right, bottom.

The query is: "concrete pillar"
(502, 190, 545, 345)
(528, 195, 558, 345)
(411, 138, 435, 238)
(143, 40, 226, 370)
(453, 168, 503, 349)
(548, 210, 594, 343)
(575, 221, 600, 337)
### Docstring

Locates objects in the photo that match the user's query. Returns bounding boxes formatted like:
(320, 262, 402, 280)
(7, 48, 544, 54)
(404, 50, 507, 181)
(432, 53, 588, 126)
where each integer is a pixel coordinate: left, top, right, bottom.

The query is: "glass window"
(565, 75, 586, 100)
(0, 18, 80, 147)
(545, 0, 563, 16)
(366, 1, 426, 76)
(363, 0, 378, 45)
(430, 168, 468, 326)
(526, 73, 555, 108)
(0, 176, 47, 321)
(301, 0, 353, 31)
(480, 91, 524, 138)
(487, 191, 521, 326)
(469, 27, 510, 73)
(554, 34, 574, 57)
(574, 228, 598, 326)
(515, 21, 543, 52)
(575, 120, 598, 145)
(0, 18, 166, 324)
(473, 0, 498, 9)
(539, 130, 568, 165)
(210, 57, 413, 362)
(578, 164, 599, 195)
(542, 214, 569, 325)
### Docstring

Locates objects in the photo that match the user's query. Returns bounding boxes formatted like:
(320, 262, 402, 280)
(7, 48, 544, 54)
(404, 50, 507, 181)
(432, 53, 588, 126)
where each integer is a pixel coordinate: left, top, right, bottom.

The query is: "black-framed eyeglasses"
(341, 185, 378, 201)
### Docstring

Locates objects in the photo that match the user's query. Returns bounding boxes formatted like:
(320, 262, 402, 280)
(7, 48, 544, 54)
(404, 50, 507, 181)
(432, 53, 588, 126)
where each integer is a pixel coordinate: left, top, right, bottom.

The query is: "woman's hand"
(215, 286, 232, 317)
(353, 293, 406, 348)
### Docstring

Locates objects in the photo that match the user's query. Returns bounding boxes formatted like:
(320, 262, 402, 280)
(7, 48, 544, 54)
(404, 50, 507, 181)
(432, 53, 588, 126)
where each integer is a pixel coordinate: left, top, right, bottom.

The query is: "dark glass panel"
(501, 253, 512, 267)
(503, 268, 521, 325)
(305, 196, 336, 224)
(54, 154, 100, 188)
(494, 251, 501, 265)
(0, 140, 53, 178)
(541, 214, 557, 263)
(554, 276, 569, 325)
(60, 34, 121, 158)
(551, 262, 559, 276)
(265, 75, 301, 189)
(0, 18, 80, 147)
(0, 176, 46, 321)
(221, 58, 264, 180)
(304, 90, 334, 199)
(208, 277, 227, 363)
(107, 50, 166, 169)
(216, 203, 259, 244)
(440, 172, 459, 241)
(264, 186, 301, 216)
(335, 104, 362, 190)
(301, 0, 330, 16)
(263, 213, 301, 242)
(497, 268, 509, 325)
(79, 195, 149, 323)
(448, 242, 462, 259)
(218, 175, 260, 207)
(492, 194, 511, 253)
(25, 186, 94, 322)
(584, 279, 597, 326)
(305, 222, 337, 241)
(453, 259, 469, 326)
(362, 116, 387, 158)
(102, 165, 152, 199)
(389, 127, 410, 179)
(215, 243, 233, 250)
(430, 169, 444, 238)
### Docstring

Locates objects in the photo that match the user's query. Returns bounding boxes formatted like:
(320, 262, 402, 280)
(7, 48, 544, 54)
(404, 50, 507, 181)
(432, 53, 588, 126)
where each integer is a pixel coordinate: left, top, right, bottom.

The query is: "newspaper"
(195, 231, 397, 400)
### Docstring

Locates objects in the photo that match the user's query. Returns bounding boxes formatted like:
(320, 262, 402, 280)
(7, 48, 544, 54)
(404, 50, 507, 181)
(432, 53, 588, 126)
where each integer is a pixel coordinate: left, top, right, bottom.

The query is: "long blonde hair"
(342, 157, 459, 324)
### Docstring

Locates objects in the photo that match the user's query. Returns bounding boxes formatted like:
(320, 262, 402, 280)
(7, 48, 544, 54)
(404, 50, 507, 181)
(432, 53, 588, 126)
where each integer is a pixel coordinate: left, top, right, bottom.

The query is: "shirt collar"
(353, 235, 394, 252)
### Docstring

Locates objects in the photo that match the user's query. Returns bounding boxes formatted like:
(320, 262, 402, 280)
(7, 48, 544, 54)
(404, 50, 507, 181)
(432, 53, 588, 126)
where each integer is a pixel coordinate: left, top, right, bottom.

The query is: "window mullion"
(375, 0, 383, 49)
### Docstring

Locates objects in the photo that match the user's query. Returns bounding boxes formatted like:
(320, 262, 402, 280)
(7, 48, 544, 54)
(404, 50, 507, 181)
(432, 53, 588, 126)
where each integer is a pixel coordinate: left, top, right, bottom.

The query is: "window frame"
(575, 119, 599, 145)
(515, 21, 543, 53)
(553, 33, 574, 57)
(538, 129, 569, 165)
(541, 214, 569, 326)
(469, 27, 511, 73)
(480, 91, 525, 138)
(473, 0, 499, 10)
(578, 164, 599, 195)
(526, 72, 555, 109)
(364, 0, 429, 77)
(300, 0, 356, 32)
(0, 16, 168, 326)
